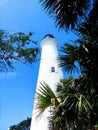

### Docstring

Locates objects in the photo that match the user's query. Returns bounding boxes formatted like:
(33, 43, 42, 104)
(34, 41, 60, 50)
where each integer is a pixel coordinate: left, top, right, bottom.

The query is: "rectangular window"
(51, 67, 55, 72)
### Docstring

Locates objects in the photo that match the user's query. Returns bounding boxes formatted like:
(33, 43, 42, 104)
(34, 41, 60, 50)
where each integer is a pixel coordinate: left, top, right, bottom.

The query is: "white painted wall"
(30, 35, 63, 130)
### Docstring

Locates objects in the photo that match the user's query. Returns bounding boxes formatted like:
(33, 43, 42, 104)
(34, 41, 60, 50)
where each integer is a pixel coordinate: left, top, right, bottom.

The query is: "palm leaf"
(58, 43, 80, 74)
(35, 82, 59, 118)
(39, 0, 90, 29)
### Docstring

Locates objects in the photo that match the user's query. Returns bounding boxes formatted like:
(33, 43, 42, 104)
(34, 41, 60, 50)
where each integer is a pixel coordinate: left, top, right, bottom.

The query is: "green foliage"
(58, 43, 79, 74)
(49, 77, 93, 130)
(0, 30, 39, 72)
(35, 82, 59, 118)
(57, 23, 98, 129)
(39, 0, 91, 30)
(9, 117, 31, 130)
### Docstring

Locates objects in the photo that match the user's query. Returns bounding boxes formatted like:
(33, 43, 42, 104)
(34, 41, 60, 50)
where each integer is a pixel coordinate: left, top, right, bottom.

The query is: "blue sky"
(0, 0, 78, 130)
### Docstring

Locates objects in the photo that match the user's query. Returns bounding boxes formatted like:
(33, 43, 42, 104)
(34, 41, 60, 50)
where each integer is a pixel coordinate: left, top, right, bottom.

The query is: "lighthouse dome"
(41, 34, 58, 48)
(43, 34, 54, 39)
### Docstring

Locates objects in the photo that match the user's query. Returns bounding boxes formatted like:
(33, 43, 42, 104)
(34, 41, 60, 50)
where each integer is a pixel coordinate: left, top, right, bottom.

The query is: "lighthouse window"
(51, 67, 55, 72)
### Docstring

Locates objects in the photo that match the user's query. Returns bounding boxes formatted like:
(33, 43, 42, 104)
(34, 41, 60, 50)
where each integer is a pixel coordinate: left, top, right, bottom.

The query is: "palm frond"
(35, 82, 59, 118)
(39, 0, 90, 29)
(58, 43, 79, 74)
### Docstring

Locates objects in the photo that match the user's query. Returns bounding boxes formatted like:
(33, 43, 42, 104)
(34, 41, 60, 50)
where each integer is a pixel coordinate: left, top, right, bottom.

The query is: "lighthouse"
(30, 34, 63, 130)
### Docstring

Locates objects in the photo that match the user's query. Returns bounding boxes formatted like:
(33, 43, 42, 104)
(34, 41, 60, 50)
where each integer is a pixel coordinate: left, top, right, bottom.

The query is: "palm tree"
(35, 79, 74, 116)
(58, 23, 98, 129)
(35, 82, 59, 118)
(39, 0, 93, 30)
(35, 78, 93, 130)
(49, 76, 94, 130)
(59, 22, 98, 93)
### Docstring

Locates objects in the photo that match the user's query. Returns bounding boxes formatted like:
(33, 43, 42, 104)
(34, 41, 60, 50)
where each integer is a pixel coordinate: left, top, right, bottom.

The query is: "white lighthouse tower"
(30, 34, 63, 130)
